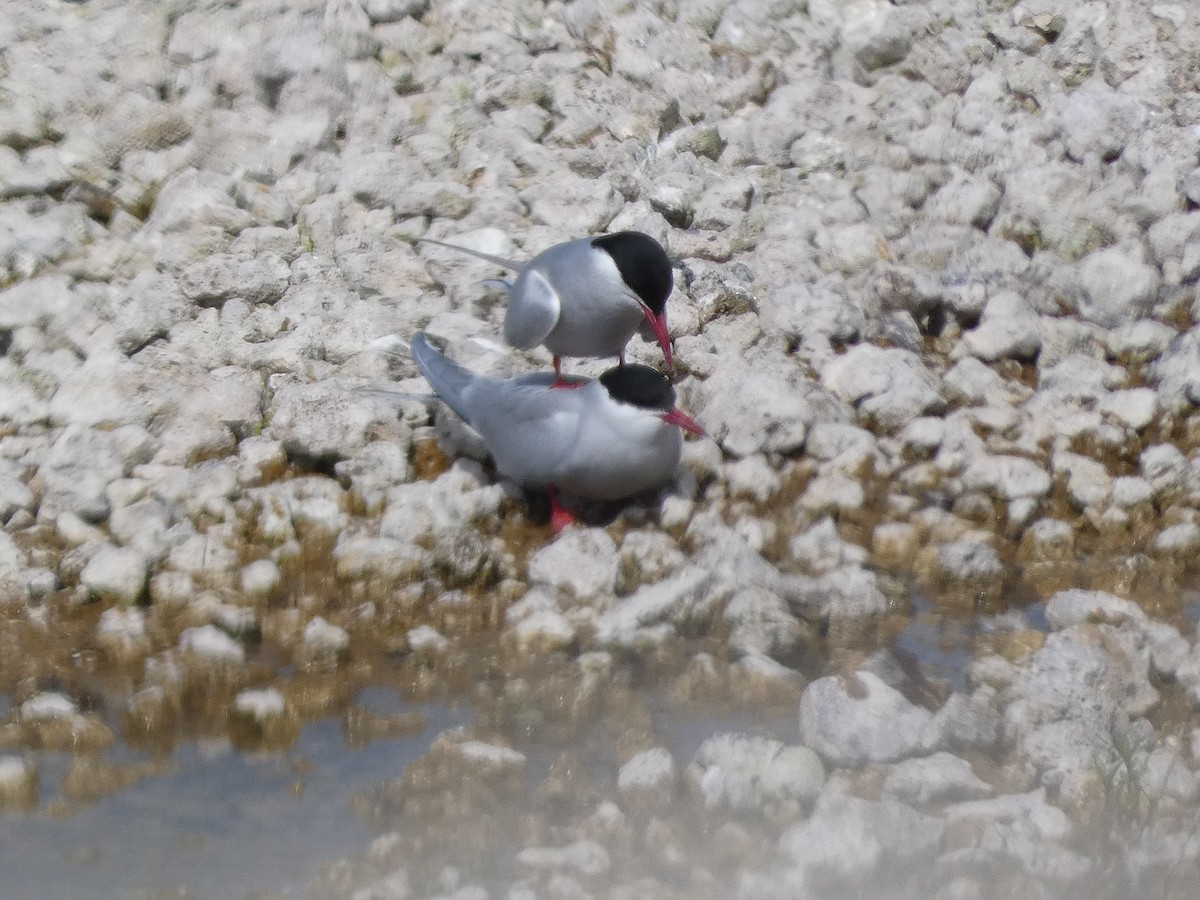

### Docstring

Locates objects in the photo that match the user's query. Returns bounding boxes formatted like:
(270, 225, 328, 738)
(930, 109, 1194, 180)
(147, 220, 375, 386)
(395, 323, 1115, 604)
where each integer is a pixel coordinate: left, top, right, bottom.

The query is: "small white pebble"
(20, 692, 77, 721)
(180, 624, 246, 665)
(240, 559, 282, 600)
(303, 616, 350, 653)
(234, 687, 287, 720)
(407, 624, 450, 653)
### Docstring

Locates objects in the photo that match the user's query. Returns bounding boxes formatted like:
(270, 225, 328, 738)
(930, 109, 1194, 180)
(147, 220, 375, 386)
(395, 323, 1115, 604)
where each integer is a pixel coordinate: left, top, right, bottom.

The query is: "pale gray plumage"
(410, 333, 696, 502)
(418, 233, 673, 372)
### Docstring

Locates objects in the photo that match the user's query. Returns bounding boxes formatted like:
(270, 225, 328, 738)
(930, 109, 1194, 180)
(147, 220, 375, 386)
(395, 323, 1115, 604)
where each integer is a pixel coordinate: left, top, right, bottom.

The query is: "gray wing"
(411, 333, 585, 484)
(417, 237, 524, 272)
(504, 267, 561, 350)
(466, 379, 586, 486)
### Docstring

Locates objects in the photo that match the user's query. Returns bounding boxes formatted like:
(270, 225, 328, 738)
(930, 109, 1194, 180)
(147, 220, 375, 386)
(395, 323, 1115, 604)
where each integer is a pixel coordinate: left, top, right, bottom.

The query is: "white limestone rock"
(1098, 388, 1158, 432)
(79, 544, 149, 604)
(594, 567, 723, 648)
(724, 586, 803, 660)
(775, 791, 943, 890)
(266, 378, 406, 462)
(451, 740, 527, 773)
(20, 691, 78, 721)
(334, 440, 412, 515)
(527, 529, 619, 602)
(617, 748, 677, 806)
(1056, 80, 1148, 163)
(882, 752, 993, 805)
(697, 347, 844, 458)
(179, 624, 246, 667)
(1003, 625, 1159, 804)
(821, 344, 944, 432)
(799, 671, 937, 766)
(1043, 589, 1147, 630)
(234, 687, 287, 721)
(933, 690, 1002, 753)
(688, 733, 824, 814)
(1076, 245, 1160, 328)
(789, 518, 868, 575)
(961, 455, 1051, 501)
(511, 608, 575, 654)
(406, 625, 449, 654)
(240, 559, 282, 601)
(302, 616, 350, 655)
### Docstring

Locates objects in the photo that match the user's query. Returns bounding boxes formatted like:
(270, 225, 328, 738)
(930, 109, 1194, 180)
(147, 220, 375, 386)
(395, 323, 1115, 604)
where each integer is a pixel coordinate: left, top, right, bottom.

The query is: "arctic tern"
(418, 231, 674, 386)
(410, 332, 702, 530)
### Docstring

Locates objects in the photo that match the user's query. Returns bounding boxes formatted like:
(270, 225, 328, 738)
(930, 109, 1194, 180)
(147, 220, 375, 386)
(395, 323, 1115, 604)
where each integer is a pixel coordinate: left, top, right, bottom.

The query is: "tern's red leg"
(546, 486, 575, 532)
(549, 355, 584, 390)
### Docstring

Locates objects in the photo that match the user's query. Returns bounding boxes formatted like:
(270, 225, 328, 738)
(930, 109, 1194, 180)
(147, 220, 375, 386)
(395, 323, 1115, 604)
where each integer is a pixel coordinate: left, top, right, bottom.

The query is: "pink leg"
(550, 355, 584, 390)
(546, 486, 575, 532)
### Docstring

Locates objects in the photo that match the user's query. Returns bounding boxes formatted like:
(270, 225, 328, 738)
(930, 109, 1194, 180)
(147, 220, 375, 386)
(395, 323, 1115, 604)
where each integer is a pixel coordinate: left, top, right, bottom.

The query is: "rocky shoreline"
(3, 0, 1200, 897)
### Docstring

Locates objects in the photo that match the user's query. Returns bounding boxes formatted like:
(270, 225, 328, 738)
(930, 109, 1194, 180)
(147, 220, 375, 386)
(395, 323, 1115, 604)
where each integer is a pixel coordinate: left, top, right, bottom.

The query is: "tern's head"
(598, 364, 703, 436)
(592, 232, 674, 366)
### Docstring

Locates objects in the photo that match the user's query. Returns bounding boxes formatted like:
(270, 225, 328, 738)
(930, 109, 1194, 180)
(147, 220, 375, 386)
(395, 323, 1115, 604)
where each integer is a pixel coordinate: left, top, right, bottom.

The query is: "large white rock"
(881, 752, 993, 805)
(79, 544, 149, 604)
(266, 379, 405, 462)
(594, 567, 722, 647)
(526, 529, 618, 601)
(776, 791, 943, 887)
(821, 344, 944, 432)
(1076, 245, 1159, 328)
(961, 455, 1051, 501)
(1057, 80, 1148, 163)
(617, 747, 677, 805)
(697, 348, 842, 458)
(179, 624, 246, 666)
(20, 692, 78, 721)
(1043, 589, 1147, 630)
(799, 671, 937, 766)
(688, 733, 824, 813)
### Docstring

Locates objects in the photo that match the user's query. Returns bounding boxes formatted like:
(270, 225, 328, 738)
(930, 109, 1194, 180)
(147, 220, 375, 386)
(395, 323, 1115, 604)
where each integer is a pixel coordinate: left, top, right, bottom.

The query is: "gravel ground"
(4, 0, 1200, 897)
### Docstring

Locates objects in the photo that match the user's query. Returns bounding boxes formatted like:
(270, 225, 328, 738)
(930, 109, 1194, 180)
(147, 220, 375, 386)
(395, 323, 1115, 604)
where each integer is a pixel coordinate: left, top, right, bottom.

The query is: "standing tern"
(418, 231, 674, 386)
(410, 332, 702, 530)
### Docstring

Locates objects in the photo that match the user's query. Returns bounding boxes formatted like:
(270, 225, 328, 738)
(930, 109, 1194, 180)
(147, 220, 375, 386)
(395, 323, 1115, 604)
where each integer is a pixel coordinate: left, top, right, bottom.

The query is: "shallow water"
(0, 693, 466, 900)
(0, 591, 1048, 900)
(894, 595, 1046, 692)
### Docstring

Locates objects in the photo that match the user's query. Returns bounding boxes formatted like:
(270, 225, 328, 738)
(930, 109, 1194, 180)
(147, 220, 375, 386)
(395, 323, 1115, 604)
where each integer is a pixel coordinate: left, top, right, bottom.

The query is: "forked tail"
(409, 332, 480, 425)
(417, 237, 524, 272)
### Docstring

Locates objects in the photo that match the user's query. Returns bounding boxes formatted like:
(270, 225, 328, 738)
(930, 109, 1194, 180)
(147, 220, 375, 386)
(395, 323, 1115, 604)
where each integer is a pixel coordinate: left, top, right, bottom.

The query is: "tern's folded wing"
(467, 380, 584, 486)
(504, 269, 560, 350)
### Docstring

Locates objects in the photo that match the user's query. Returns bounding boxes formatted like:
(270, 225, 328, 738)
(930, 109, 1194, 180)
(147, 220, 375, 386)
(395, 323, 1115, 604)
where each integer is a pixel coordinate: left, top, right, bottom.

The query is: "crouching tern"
(410, 332, 703, 530)
(418, 231, 674, 386)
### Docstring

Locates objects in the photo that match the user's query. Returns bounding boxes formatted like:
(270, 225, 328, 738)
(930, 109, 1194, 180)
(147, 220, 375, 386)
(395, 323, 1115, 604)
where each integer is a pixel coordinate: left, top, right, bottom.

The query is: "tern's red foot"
(547, 486, 575, 532)
(549, 355, 584, 390)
